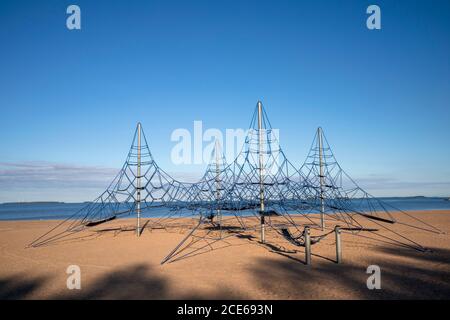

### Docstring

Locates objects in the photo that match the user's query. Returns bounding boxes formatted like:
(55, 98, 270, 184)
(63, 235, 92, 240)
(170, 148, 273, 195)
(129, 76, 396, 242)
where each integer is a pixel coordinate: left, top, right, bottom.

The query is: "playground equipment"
(29, 101, 441, 264)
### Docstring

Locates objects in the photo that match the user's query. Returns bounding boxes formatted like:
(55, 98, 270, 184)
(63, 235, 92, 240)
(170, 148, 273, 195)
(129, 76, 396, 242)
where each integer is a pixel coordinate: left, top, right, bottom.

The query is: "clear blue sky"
(0, 0, 449, 202)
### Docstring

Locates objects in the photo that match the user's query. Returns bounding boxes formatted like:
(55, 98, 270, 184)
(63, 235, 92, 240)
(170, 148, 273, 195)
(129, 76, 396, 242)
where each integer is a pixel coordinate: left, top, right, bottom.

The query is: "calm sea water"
(0, 197, 449, 221)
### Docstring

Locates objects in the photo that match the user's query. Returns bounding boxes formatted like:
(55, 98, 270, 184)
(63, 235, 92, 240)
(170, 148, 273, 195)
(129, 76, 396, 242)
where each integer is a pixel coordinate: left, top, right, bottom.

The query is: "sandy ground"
(0, 211, 449, 299)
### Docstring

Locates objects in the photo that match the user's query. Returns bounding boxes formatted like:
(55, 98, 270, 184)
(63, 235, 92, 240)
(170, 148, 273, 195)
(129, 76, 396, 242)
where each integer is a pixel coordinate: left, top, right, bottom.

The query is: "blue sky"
(0, 0, 449, 202)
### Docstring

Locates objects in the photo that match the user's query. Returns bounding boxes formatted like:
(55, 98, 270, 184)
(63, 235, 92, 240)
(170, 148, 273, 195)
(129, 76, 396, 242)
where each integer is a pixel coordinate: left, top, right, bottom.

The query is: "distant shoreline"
(1, 209, 449, 223)
(1, 196, 449, 205)
(0, 201, 66, 206)
(0, 201, 92, 205)
(1, 198, 449, 222)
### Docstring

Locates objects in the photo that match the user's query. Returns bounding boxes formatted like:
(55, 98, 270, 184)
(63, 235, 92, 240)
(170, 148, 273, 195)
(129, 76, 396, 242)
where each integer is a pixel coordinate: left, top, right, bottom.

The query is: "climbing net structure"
(29, 102, 442, 264)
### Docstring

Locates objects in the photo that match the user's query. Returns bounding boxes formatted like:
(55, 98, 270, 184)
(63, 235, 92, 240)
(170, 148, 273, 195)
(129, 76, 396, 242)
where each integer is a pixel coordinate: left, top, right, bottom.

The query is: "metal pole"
(161, 218, 204, 264)
(318, 127, 325, 231)
(335, 225, 342, 263)
(257, 101, 265, 243)
(215, 140, 222, 232)
(136, 123, 141, 237)
(305, 226, 311, 265)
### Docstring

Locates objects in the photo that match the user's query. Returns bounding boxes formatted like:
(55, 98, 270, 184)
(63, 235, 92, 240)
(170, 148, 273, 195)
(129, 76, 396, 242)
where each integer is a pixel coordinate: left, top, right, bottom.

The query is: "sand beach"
(0, 210, 449, 299)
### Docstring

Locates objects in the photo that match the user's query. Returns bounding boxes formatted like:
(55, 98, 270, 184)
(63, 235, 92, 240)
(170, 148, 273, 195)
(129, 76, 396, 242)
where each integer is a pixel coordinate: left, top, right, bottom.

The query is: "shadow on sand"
(2, 245, 450, 299)
(249, 245, 450, 299)
(0, 264, 241, 300)
(0, 273, 50, 300)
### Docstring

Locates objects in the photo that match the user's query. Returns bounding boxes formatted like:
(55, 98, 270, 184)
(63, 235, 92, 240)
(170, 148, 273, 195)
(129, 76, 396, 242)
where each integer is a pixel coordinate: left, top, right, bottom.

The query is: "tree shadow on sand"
(0, 264, 242, 299)
(58, 264, 242, 299)
(0, 273, 50, 300)
(249, 244, 450, 299)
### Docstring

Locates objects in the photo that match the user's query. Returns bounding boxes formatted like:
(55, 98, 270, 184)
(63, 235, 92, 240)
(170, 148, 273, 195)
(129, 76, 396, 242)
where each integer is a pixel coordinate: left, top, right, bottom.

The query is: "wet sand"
(0, 210, 449, 299)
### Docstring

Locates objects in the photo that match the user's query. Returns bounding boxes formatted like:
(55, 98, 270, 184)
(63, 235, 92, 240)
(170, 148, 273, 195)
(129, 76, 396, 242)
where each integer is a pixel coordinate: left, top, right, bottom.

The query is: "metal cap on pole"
(304, 226, 311, 265)
(335, 225, 342, 263)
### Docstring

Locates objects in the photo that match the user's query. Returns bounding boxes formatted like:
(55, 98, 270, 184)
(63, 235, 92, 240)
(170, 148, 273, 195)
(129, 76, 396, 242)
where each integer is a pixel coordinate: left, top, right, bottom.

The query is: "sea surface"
(0, 197, 449, 221)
